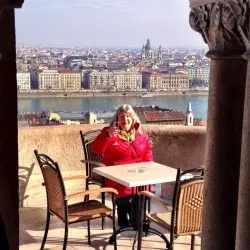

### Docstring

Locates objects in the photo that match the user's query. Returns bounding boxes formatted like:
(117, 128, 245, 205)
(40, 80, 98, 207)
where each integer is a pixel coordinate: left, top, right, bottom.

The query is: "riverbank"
(18, 89, 209, 98)
(18, 94, 208, 120)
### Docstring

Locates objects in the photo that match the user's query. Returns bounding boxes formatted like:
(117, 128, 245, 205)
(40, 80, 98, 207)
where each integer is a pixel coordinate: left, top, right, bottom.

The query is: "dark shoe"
(118, 218, 130, 228)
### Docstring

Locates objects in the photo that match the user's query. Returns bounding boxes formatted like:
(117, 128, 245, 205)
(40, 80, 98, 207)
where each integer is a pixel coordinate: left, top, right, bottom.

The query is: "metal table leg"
(137, 194, 145, 250)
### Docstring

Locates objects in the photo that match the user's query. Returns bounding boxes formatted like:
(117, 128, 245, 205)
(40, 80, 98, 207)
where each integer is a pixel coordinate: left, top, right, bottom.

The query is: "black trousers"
(115, 194, 139, 229)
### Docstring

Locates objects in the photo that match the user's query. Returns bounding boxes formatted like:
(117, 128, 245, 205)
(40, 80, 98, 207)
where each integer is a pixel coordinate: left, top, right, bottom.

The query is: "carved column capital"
(0, 0, 24, 8)
(189, 0, 249, 56)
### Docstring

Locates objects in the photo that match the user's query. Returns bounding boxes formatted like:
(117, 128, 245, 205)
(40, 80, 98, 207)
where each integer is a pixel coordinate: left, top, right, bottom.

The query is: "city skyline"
(16, 0, 205, 48)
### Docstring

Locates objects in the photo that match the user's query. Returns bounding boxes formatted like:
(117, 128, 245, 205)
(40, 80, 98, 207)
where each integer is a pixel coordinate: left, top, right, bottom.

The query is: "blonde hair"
(111, 104, 141, 129)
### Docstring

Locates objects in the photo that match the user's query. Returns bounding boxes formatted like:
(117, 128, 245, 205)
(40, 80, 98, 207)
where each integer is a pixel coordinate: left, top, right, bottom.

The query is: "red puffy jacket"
(91, 126, 153, 197)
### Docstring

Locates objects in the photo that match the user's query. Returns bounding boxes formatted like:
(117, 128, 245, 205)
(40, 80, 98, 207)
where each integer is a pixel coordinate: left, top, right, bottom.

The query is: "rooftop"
(144, 111, 186, 122)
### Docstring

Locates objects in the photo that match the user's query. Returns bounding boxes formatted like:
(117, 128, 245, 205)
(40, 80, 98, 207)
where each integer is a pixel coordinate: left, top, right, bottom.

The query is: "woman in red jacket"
(91, 104, 153, 228)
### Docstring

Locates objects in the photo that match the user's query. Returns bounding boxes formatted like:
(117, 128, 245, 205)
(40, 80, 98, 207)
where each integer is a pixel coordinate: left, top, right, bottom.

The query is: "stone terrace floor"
(20, 197, 201, 250)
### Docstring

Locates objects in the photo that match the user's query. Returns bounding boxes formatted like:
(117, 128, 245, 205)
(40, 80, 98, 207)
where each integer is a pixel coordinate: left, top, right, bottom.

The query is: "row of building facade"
(17, 70, 81, 90)
(17, 67, 210, 90)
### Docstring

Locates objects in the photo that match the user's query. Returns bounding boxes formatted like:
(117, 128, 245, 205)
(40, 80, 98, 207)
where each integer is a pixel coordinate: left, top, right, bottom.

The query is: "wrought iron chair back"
(80, 129, 103, 187)
(174, 168, 204, 233)
(170, 167, 204, 247)
(34, 150, 67, 221)
(80, 129, 107, 230)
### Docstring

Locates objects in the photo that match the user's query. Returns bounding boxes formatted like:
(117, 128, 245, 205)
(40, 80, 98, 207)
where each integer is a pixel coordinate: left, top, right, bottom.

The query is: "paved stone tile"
(19, 198, 201, 250)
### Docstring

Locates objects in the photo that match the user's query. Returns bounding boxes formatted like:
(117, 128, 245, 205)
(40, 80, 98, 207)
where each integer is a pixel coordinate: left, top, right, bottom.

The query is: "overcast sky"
(15, 0, 205, 48)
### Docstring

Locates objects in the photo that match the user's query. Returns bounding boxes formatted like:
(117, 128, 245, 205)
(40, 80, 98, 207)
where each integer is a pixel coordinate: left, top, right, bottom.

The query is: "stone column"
(236, 54, 250, 250)
(0, 1, 24, 249)
(236, 7, 250, 249)
(189, 1, 248, 249)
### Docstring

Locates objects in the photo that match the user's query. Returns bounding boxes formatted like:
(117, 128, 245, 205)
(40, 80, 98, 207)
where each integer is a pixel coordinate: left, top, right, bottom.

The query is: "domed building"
(140, 39, 162, 66)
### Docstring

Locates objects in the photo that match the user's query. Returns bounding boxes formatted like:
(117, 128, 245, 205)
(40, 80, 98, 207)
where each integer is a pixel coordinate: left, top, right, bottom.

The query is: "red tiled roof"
(199, 120, 207, 127)
(143, 111, 185, 122)
(56, 68, 71, 73)
(154, 68, 168, 73)
(133, 106, 171, 114)
(139, 68, 150, 73)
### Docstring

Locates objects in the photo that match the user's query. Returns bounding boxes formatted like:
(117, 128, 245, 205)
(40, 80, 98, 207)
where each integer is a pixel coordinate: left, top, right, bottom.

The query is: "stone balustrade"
(18, 124, 206, 207)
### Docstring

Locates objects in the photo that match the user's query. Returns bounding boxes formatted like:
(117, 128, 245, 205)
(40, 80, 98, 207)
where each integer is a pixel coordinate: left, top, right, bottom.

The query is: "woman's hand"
(107, 127, 119, 138)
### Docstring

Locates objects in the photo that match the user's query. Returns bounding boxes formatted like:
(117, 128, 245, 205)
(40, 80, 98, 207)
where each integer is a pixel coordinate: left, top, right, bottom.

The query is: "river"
(18, 95, 208, 120)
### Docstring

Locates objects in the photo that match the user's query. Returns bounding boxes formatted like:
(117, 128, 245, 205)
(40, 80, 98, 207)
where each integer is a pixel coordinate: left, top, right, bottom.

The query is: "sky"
(15, 0, 205, 48)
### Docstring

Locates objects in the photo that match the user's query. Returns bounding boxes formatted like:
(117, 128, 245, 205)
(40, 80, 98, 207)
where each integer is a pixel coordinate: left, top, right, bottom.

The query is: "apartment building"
(87, 71, 115, 90)
(142, 72, 189, 90)
(81, 69, 90, 89)
(188, 66, 210, 84)
(114, 71, 142, 90)
(17, 72, 31, 90)
(38, 70, 60, 89)
(59, 73, 81, 90)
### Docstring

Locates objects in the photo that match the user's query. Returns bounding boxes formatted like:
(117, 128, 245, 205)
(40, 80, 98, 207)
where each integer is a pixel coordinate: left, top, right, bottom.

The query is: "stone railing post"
(189, 0, 248, 249)
(0, 0, 24, 249)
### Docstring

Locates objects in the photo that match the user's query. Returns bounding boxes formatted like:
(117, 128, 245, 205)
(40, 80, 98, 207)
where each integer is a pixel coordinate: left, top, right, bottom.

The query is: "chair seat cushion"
(68, 200, 112, 223)
(146, 212, 172, 230)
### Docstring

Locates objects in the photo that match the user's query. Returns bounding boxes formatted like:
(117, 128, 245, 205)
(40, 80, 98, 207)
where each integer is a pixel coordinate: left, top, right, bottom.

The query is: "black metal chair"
(138, 167, 204, 250)
(80, 129, 103, 188)
(34, 150, 117, 250)
(80, 129, 107, 229)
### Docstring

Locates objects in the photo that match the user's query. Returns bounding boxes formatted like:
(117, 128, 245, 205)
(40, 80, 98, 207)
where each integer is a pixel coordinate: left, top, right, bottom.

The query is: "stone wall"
(18, 124, 206, 207)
